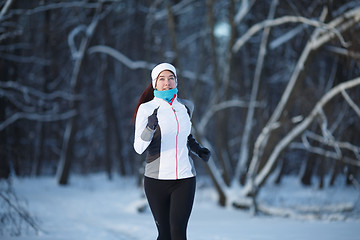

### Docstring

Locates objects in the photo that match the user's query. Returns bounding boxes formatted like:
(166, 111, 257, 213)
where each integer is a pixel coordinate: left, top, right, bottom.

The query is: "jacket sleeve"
(134, 104, 155, 154)
(187, 134, 201, 155)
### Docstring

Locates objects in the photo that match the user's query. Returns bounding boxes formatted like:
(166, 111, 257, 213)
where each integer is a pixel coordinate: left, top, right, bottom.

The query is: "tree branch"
(325, 46, 360, 59)
(306, 131, 360, 159)
(232, 6, 360, 52)
(341, 89, 360, 118)
(88, 45, 212, 84)
(0, 81, 80, 101)
(0, 0, 14, 21)
(244, 77, 360, 194)
(246, 7, 328, 184)
(0, 191, 41, 235)
(0, 110, 77, 131)
(197, 99, 262, 135)
(234, 0, 256, 24)
(88, 45, 154, 70)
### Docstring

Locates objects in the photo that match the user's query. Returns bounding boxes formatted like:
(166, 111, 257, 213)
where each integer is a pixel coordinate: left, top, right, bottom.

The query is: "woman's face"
(155, 70, 177, 91)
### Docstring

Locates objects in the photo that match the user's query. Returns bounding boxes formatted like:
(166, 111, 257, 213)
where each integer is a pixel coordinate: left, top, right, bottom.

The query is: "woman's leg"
(144, 177, 171, 240)
(170, 177, 196, 240)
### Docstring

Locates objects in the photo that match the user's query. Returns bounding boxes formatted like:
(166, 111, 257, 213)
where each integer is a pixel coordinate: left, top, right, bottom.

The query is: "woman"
(133, 63, 210, 240)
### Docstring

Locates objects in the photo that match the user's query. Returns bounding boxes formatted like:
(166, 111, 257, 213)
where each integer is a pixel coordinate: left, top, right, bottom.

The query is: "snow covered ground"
(2, 173, 360, 240)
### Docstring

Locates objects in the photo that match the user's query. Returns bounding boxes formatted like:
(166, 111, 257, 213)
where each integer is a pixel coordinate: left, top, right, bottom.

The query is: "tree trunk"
(300, 156, 315, 186)
(0, 56, 11, 178)
(235, 0, 278, 187)
(0, 102, 10, 179)
(100, 55, 112, 180)
(207, 0, 231, 186)
(57, 6, 103, 185)
(32, 122, 44, 176)
(274, 157, 285, 185)
(329, 160, 341, 186)
(318, 158, 325, 189)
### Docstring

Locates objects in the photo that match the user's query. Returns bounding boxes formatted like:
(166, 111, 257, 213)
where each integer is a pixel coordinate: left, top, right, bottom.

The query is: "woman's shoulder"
(139, 99, 159, 113)
(177, 98, 194, 118)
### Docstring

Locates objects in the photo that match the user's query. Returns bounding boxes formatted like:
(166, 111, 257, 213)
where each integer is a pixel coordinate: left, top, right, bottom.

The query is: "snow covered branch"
(0, 81, 81, 131)
(325, 46, 360, 59)
(341, 88, 360, 118)
(269, 25, 304, 49)
(68, 25, 88, 60)
(1, 1, 100, 21)
(0, 81, 80, 102)
(0, 110, 77, 132)
(0, 0, 14, 21)
(88, 45, 212, 84)
(234, 0, 256, 24)
(233, 15, 328, 52)
(288, 131, 360, 167)
(153, 0, 196, 20)
(88, 45, 154, 70)
(197, 99, 261, 135)
(232, 6, 360, 52)
(249, 77, 360, 192)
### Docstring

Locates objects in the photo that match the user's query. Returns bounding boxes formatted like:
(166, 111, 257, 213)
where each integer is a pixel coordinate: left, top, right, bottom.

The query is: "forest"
(1, 0, 360, 223)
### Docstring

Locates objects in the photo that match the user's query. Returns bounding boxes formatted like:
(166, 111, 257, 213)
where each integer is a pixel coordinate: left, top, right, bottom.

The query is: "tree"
(202, 2, 360, 211)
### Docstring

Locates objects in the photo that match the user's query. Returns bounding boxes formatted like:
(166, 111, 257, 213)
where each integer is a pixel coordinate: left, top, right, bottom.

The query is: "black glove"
(198, 147, 211, 162)
(147, 107, 159, 130)
(187, 134, 211, 162)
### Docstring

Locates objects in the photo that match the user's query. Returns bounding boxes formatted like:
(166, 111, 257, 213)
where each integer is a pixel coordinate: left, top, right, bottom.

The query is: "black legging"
(144, 176, 196, 240)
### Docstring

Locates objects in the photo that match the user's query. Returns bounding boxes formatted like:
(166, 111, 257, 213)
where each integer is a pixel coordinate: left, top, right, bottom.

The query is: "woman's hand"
(147, 107, 159, 130)
(198, 147, 211, 162)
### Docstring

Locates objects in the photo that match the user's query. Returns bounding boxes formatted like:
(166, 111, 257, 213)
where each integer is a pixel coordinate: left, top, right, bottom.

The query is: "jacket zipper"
(169, 96, 179, 179)
(172, 106, 179, 179)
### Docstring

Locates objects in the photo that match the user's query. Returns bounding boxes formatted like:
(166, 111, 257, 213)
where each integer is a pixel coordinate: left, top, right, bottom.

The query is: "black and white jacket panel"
(134, 96, 196, 180)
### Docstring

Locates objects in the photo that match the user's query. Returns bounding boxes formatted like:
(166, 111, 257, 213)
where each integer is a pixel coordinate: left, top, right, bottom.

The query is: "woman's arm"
(187, 134, 211, 162)
(134, 105, 157, 154)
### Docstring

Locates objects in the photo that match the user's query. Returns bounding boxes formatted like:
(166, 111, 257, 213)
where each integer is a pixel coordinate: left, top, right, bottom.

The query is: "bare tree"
(1, 1, 359, 219)
(57, 4, 106, 185)
(0, 180, 41, 236)
(194, 3, 360, 210)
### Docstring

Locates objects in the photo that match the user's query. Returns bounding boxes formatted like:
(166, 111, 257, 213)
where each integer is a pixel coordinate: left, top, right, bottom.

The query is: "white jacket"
(134, 96, 196, 180)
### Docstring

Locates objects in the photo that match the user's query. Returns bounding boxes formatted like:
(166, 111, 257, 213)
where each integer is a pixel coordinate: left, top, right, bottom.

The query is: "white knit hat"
(151, 63, 177, 89)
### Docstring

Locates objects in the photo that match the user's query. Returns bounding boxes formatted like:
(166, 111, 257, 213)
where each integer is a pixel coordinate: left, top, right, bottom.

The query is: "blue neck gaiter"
(154, 88, 178, 103)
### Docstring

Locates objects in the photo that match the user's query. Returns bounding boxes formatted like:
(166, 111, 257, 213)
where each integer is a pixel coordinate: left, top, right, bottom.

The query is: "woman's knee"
(171, 224, 187, 240)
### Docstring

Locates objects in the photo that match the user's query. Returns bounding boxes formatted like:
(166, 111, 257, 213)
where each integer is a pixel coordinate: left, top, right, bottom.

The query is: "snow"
(2, 173, 360, 240)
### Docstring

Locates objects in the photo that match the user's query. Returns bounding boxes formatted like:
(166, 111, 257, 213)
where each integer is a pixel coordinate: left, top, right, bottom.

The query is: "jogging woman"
(133, 63, 210, 240)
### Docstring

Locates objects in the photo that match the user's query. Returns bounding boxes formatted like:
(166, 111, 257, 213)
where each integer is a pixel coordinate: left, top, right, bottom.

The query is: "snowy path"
(3, 174, 360, 240)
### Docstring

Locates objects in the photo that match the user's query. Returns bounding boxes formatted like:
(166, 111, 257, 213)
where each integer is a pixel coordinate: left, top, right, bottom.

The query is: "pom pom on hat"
(151, 63, 177, 89)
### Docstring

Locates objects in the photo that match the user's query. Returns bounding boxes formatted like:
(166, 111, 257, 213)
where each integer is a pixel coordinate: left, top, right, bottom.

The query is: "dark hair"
(132, 82, 154, 123)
